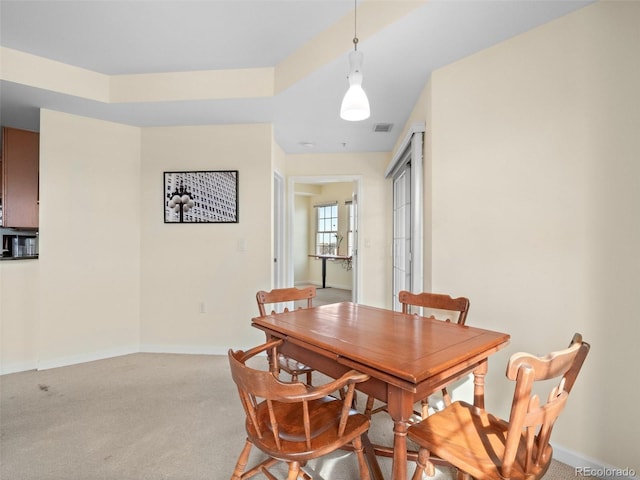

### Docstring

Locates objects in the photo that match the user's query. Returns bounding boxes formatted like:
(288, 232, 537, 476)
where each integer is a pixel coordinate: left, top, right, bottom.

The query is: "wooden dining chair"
(228, 339, 375, 480)
(256, 286, 316, 385)
(365, 290, 470, 419)
(407, 333, 590, 480)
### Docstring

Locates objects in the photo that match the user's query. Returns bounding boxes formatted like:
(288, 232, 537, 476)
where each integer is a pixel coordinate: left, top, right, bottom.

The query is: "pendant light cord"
(353, 0, 359, 51)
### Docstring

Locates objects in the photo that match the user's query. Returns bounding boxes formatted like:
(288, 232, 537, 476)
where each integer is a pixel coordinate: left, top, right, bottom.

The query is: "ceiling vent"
(373, 123, 393, 133)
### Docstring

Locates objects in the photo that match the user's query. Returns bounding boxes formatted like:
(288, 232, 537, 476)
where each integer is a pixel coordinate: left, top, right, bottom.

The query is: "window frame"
(314, 203, 339, 255)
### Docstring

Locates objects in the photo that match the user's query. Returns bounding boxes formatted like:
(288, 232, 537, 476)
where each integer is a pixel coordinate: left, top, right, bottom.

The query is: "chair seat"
(408, 401, 553, 480)
(250, 396, 370, 461)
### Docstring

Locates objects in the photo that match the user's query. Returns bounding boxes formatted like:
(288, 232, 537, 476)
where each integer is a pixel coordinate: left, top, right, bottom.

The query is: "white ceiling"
(0, 0, 592, 154)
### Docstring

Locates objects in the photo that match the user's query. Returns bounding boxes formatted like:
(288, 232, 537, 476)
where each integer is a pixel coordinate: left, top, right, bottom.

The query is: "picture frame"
(164, 170, 238, 223)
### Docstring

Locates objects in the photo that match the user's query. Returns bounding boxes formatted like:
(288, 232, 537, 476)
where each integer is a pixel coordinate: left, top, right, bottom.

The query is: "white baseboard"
(294, 280, 352, 290)
(308, 281, 352, 290)
(35, 345, 139, 371)
(1, 360, 38, 375)
(2, 345, 231, 375)
(552, 444, 638, 479)
(139, 344, 228, 355)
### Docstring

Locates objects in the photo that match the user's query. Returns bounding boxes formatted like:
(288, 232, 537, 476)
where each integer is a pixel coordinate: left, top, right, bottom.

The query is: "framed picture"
(164, 170, 238, 223)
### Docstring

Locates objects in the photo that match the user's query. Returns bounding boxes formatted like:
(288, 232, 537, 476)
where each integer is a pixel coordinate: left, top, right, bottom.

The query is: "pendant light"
(340, 0, 370, 121)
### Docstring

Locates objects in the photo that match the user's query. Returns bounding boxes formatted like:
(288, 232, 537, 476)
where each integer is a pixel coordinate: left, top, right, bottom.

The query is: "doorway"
(287, 175, 363, 303)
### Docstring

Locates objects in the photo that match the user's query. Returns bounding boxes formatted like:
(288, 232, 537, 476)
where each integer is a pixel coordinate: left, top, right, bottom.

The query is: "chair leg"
(231, 439, 253, 480)
(441, 387, 452, 407)
(412, 447, 433, 480)
(260, 466, 278, 480)
(305, 371, 313, 385)
(299, 469, 313, 480)
(426, 460, 435, 476)
(362, 433, 384, 480)
(352, 435, 371, 480)
(287, 462, 301, 480)
(364, 396, 375, 417)
(457, 470, 471, 480)
(421, 398, 430, 419)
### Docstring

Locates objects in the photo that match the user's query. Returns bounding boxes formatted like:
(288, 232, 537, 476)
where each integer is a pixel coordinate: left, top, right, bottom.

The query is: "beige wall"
(293, 194, 310, 283)
(139, 124, 273, 352)
(37, 110, 142, 368)
(1, 120, 389, 371)
(0, 119, 275, 369)
(408, 1, 638, 471)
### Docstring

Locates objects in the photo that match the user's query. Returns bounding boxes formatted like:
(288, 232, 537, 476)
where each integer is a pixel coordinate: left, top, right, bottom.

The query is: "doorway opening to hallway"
(287, 175, 362, 304)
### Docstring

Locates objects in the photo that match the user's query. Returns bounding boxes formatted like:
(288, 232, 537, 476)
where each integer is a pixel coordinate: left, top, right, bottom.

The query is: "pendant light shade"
(340, 0, 370, 121)
(340, 50, 370, 121)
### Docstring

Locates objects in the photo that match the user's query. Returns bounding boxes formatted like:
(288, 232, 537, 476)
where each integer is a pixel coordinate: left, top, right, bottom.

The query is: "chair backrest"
(256, 286, 316, 317)
(501, 333, 590, 478)
(228, 339, 368, 452)
(398, 290, 470, 325)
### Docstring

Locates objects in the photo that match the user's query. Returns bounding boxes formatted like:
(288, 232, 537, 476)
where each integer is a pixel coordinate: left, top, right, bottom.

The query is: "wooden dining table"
(252, 301, 510, 480)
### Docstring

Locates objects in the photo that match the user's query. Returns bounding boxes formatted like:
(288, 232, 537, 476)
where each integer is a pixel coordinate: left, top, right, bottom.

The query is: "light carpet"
(1, 352, 587, 479)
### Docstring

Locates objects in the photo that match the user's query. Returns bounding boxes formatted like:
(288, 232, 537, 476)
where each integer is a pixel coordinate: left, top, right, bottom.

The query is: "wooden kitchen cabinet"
(1, 127, 39, 228)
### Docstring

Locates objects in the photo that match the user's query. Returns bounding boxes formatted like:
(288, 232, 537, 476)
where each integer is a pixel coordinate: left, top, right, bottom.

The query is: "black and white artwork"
(164, 170, 238, 223)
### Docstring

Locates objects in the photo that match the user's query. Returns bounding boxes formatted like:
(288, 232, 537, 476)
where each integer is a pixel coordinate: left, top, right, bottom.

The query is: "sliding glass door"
(392, 154, 412, 311)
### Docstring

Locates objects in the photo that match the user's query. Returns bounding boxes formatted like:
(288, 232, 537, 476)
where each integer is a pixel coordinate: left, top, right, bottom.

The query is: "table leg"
(262, 333, 280, 375)
(473, 358, 488, 409)
(386, 388, 413, 480)
(321, 257, 327, 288)
(392, 420, 408, 479)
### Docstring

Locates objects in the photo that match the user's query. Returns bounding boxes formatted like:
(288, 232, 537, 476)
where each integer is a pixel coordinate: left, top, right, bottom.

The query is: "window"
(315, 203, 338, 255)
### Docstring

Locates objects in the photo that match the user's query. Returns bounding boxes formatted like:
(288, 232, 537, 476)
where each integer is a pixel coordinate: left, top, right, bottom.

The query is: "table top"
(307, 254, 352, 260)
(252, 302, 510, 385)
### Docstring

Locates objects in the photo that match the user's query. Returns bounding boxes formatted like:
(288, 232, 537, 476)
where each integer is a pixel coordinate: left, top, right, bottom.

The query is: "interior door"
(350, 191, 358, 302)
(273, 172, 285, 288)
